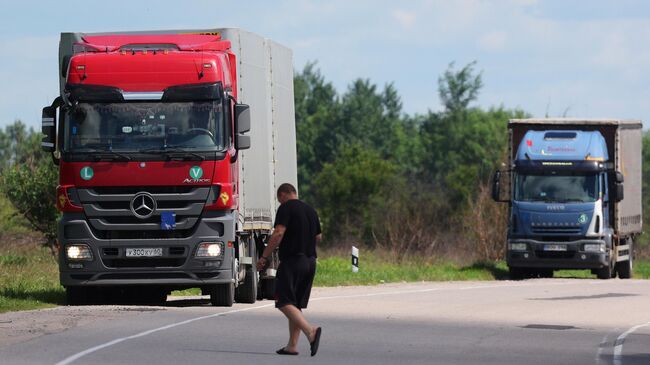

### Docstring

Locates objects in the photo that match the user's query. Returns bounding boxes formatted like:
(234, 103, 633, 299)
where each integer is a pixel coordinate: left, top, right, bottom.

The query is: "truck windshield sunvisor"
(514, 160, 608, 173)
(162, 83, 222, 102)
(514, 173, 599, 203)
(66, 84, 124, 102)
(64, 100, 225, 153)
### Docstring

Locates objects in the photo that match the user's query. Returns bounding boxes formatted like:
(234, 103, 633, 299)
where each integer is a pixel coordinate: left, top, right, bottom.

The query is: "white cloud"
(393, 10, 417, 30)
(478, 31, 507, 51)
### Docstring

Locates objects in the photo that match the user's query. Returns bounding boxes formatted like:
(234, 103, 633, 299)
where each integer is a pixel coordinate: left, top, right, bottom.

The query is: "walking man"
(256, 183, 322, 356)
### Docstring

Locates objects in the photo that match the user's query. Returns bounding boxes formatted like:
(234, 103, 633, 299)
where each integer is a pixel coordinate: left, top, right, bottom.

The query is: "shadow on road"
(0, 288, 66, 305)
(460, 261, 510, 280)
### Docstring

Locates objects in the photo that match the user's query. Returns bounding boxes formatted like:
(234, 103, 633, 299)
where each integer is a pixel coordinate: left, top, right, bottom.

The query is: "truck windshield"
(64, 101, 225, 152)
(514, 174, 599, 203)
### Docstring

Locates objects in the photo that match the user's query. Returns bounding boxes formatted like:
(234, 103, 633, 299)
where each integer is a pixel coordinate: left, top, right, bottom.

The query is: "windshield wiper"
(75, 148, 132, 161)
(139, 147, 205, 161)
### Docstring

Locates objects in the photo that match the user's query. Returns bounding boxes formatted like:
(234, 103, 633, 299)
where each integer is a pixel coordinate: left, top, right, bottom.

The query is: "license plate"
(543, 244, 567, 252)
(126, 248, 163, 257)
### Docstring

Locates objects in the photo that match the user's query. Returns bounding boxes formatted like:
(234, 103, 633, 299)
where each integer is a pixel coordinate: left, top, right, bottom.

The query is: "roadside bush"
(1, 160, 58, 250)
(463, 182, 508, 261)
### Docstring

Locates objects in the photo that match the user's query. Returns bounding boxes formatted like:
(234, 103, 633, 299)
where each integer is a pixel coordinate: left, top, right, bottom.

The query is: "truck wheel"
(616, 239, 634, 279)
(210, 283, 234, 307)
(508, 267, 528, 280)
(66, 287, 88, 305)
(257, 278, 276, 300)
(235, 238, 258, 303)
(616, 255, 633, 279)
(596, 262, 614, 279)
(235, 268, 258, 304)
(538, 269, 554, 278)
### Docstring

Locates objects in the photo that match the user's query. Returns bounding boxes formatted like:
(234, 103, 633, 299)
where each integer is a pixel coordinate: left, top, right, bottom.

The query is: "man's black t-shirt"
(274, 199, 321, 260)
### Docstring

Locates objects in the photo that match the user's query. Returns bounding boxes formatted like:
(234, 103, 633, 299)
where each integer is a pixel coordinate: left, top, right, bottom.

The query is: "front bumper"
(59, 211, 236, 288)
(506, 238, 609, 269)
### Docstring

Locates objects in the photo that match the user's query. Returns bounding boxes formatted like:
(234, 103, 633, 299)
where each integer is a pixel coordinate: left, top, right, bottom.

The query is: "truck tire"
(66, 287, 88, 305)
(537, 269, 554, 278)
(258, 278, 276, 300)
(235, 238, 258, 303)
(508, 267, 528, 280)
(235, 268, 258, 303)
(596, 262, 614, 279)
(616, 239, 634, 279)
(210, 283, 234, 307)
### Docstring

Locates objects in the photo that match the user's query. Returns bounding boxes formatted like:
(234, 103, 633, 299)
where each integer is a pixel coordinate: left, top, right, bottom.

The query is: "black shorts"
(274, 255, 316, 309)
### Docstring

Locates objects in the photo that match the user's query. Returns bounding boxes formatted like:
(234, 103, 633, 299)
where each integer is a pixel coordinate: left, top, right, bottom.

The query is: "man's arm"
(256, 224, 286, 271)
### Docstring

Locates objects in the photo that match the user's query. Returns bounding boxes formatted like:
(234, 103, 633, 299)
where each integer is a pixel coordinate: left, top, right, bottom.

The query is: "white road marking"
(613, 321, 650, 365)
(595, 333, 611, 365)
(54, 304, 274, 365)
(53, 280, 636, 365)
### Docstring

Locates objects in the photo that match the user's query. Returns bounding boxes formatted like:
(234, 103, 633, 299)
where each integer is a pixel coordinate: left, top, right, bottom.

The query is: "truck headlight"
(66, 244, 93, 261)
(509, 243, 527, 251)
(195, 242, 223, 258)
(583, 243, 605, 252)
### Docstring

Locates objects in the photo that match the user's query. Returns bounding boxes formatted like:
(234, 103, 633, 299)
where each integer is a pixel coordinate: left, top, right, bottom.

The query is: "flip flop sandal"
(310, 327, 322, 357)
(276, 347, 299, 355)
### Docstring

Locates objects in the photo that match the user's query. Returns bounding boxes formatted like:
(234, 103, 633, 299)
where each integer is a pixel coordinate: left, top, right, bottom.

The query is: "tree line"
(0, 61, 648, 261)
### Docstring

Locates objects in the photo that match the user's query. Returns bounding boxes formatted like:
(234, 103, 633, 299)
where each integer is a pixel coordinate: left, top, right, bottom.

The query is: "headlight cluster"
(195, 242, 224, 258)
(509, 243, 527, 251)
(583, 243, 605, 252)
(66, 244, 93, 261)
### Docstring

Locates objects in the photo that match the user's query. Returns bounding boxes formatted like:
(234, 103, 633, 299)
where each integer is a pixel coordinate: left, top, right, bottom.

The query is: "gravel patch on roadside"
(0, 305, 166, 348)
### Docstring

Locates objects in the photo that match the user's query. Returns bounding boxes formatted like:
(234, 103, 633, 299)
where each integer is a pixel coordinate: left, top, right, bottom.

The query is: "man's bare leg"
(279, 305, 317, 344)
(283, 319, 301, 352)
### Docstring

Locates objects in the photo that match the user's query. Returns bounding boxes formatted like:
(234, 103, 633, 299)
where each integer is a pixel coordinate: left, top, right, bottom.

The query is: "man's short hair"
(277, 183, 297, 196)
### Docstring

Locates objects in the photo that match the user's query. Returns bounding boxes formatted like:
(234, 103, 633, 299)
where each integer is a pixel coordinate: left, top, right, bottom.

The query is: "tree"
(640, 130, 650, 248)
(420, 62, 527, 206)
(0, 120, 43, 172)
(438, 61, 483, 116)
(293, 62, 340, 201)
(0, 120, 59, 248)
(313, 144, 399, 243)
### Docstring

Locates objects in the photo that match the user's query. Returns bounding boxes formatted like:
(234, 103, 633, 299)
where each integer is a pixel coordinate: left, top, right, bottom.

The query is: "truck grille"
(103, 258, 187, 268)
(531, 227, 582, 234)
(535, 250, 576, 259)
(78, 186, 210, 239)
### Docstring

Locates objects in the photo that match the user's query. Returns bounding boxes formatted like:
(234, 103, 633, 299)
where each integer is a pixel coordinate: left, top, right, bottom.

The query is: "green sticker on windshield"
(578, 214, 588, 224)
(80, 166, 94, 181)
(189, 166, 203, 179)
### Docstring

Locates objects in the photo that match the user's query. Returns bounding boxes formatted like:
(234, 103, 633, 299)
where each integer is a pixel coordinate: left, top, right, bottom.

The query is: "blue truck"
(492, 119, 642, 280)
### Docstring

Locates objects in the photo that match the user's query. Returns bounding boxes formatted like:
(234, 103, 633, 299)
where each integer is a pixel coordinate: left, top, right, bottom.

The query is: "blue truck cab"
(492, 119, 642, 280)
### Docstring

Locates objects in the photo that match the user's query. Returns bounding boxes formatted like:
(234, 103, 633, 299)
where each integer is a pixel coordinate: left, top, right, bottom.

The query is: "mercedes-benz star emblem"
(130, 192, 157, 219)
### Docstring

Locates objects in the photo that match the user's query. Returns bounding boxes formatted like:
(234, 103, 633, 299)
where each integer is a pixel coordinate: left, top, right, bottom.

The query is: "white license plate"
(126, 248, 163, 257)
(543, 244, 567, 252)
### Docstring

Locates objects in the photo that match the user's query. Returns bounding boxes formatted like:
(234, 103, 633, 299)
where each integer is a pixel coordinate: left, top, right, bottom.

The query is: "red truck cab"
(42, 33, 255, 306)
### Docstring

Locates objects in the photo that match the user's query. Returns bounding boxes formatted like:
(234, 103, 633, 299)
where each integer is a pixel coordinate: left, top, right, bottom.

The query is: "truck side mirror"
(41, 106, 57, 153)
(615, 184, 624, 202)
(235, 104, 250, 133)
(615, 171, 624, 184)
(233, 104, 251, 151)
(236, 135, 251, 150)
(613, 171, 624, 202)
(491, 170, 511, 203)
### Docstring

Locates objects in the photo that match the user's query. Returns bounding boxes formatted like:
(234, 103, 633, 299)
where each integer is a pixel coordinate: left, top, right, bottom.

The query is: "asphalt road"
(1, 279, 649, 365)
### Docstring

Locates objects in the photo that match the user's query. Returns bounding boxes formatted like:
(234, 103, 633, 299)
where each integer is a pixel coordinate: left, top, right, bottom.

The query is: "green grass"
(1, 240, 649, 308)
(312, 255, 509, 286)
(0, 241, 65, 313)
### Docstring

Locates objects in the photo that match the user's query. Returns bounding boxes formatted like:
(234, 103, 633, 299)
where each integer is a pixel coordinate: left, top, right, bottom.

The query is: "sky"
(1, 0, 649, 129)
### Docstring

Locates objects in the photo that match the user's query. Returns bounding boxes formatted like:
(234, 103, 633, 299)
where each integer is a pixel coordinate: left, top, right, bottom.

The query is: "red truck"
(41, 29, 297, 306)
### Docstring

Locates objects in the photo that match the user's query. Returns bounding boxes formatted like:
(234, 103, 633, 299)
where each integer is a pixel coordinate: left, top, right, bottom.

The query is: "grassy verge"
(2, 240, 649, 310)
(0, 237, 65, 313)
